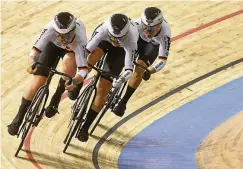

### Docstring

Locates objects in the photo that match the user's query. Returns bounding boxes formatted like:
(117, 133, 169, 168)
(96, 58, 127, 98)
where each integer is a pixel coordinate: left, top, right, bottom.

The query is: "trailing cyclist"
(77, 13, 139, 142)
(7, 12, 88, 136)
(113, 7, 171, 117)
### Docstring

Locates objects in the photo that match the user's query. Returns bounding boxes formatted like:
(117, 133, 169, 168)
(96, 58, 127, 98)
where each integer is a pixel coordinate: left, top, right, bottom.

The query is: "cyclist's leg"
(78, 44, 124, 142)
(77, 77, 112, 142)
(85, 41, 119, 113)
(45, 45, 72, 118)
(67, 43, 105, 101)
(121, 60, 147, 104)
(114, 40, 159, 116)
(7, 42, 58, 135)
(62, 52, 83, 100)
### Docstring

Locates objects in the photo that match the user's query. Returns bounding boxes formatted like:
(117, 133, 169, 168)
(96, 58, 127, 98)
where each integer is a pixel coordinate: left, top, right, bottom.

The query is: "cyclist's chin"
(145, 33, 152, 38)
(58, 39, 70, 45)
(62, 41, 69, 45)
(112, 42, 120, 47)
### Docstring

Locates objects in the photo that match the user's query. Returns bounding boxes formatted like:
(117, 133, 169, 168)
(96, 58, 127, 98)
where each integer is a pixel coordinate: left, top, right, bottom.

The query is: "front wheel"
(15, 86, 47, 157)
(89, 84, 124, 135)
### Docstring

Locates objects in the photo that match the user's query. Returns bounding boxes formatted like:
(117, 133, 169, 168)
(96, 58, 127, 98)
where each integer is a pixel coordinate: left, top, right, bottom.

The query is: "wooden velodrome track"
(1, 1, 243, 169)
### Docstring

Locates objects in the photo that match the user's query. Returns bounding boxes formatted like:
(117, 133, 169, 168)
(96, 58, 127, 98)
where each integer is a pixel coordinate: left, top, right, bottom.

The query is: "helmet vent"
(55, 12, 74, 29)
(144, 7, 161, 20)
(111, 14, 128, 34)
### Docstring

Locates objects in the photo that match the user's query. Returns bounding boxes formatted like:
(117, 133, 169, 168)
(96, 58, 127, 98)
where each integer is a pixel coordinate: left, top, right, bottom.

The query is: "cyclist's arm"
(28, 47, 41, 66)
(148, 36, 171, 74)
(120, 44, 137, 82)
(30, 25, 53, 66)
(86, 30, 106, 72)
(72, 43, 89, 84)
(148, 21, 171, 74)
(70, 20, 89, 84)
(86, 48, 104, 72)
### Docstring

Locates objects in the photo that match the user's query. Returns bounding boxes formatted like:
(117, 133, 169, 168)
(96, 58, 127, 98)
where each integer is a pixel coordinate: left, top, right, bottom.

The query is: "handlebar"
(34, 62, 72, 81)
(88, 63, 119, 79)
(133, 61, 150, 73)
(88, 61, 150, 78)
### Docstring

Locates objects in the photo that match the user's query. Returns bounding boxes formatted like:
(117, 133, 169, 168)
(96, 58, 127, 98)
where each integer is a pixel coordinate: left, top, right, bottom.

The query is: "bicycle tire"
(63, 84, 95, 153)
(110, 82, 127, 110)
(15, 86, 47, 157)
(33, 90, 49, 126)
(90, 85, 121, 135)
(17, 86, 45, 137)
(63, 85, 91, 144)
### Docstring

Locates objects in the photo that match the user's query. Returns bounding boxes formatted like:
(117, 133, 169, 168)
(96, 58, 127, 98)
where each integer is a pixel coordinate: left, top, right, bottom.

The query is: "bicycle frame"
(15, 57, 72, 157)
(63, 54, 151, 151)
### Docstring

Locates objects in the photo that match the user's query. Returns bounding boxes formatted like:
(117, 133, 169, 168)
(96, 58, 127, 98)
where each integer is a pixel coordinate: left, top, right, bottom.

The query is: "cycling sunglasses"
(55, 27, 76, 44)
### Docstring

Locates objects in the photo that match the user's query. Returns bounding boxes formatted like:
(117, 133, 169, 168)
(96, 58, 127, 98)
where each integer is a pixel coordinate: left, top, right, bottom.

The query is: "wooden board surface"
(1, 1, 243, 169)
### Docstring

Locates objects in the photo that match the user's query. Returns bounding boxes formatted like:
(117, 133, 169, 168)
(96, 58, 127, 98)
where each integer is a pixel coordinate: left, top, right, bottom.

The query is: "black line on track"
(92, 57, 243, 169)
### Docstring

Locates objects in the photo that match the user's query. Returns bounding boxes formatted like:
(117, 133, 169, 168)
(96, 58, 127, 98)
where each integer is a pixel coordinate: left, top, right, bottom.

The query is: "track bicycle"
(15, 60, 72, 157)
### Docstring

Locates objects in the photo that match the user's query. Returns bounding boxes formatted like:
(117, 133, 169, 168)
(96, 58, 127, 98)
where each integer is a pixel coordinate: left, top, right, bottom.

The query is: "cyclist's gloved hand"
(112, 78, 123, 88)
(27, 61, 37, 74)
(65, 78, 77, 91)
(142, 70, 151, 81)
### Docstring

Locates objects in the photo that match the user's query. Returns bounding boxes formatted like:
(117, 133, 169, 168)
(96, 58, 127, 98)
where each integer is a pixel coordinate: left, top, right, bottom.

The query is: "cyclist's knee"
(132, 71, 143, 80)
(131, 68, 145, 82)
(62, 53, 77, 77)
(134, 60, 147, 78)
(34, 65, 49, 77)
(136, 59, 147, 67)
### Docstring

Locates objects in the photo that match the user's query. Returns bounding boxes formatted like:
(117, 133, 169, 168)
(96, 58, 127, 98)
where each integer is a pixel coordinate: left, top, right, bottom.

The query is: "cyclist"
(77, 13, 139, 142)
(7, 12, 88, 136)
(113, 7, 171, 117)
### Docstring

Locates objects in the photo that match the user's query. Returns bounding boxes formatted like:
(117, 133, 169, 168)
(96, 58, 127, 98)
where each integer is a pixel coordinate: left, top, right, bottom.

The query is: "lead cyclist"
(7, 12, 88, 136)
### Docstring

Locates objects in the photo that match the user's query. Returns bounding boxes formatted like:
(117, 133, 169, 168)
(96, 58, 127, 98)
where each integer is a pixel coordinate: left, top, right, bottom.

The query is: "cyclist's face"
(142, 22, 162, 38)
(55, 27, 76, 44)
(108, 32, 128, 47)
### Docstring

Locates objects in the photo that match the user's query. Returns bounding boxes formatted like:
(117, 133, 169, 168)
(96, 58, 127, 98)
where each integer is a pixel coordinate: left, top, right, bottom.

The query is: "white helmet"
(52, 12, 76, 34)
(107, 13, 130, 38)
(141, 7, 163, 26)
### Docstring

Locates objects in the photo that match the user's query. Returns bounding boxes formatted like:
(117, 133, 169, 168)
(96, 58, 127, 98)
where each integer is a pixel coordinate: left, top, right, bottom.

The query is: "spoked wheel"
(90, 85, 122, 135)
(110, 82, 127, 111)
(15, 87, 47, 157)
(15, 112, 34, 157)
(63, 94, 85, 145)
(63, 85, 95, 153)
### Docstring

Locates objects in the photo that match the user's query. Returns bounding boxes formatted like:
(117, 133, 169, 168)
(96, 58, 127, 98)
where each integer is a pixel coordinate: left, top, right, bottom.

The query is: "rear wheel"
(63, 85, 95, 153)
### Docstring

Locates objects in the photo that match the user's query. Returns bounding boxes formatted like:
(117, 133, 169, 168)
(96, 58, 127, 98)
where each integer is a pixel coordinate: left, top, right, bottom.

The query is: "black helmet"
(108, 13, 130, 37)
(141, 7, 163, 26)
(53, 12, 76, 34)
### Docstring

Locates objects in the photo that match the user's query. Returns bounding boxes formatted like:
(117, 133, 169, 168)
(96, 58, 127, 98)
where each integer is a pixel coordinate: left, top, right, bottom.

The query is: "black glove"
(142, 70, 151, 81)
